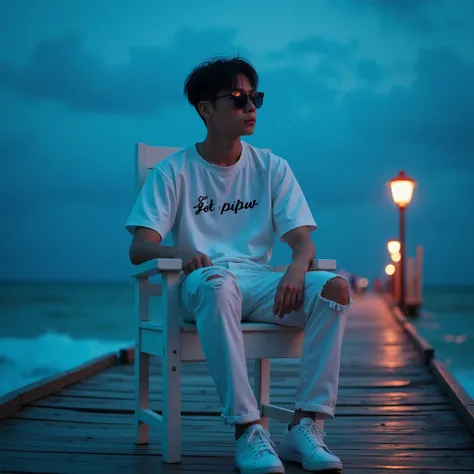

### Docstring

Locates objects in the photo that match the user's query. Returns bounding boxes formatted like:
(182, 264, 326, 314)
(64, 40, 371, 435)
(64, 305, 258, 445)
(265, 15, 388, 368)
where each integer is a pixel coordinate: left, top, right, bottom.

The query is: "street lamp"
(385, 264, 395, 276)
(388, 170, 416, 312)
(390, 252, 401, 263)
(387, 240, 400, 255)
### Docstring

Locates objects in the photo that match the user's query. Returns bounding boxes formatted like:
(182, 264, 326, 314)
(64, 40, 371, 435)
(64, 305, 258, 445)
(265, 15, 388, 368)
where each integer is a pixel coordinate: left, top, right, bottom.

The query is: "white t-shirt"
(125, 141, 317, 268)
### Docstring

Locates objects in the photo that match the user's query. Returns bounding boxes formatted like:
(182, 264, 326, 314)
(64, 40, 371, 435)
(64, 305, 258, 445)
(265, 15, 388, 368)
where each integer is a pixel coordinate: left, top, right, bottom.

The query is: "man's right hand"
(182, 251, 213, 276)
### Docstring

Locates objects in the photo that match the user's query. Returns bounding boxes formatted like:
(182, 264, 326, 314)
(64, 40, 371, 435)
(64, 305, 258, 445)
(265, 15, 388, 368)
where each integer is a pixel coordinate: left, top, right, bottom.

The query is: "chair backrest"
(135, 143, 181, 195)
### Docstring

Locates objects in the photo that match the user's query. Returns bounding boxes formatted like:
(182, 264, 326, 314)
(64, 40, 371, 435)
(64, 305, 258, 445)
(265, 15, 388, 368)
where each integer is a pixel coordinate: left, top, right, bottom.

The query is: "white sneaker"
(235, 424, 285, 474)
(279, 418, 342, 471)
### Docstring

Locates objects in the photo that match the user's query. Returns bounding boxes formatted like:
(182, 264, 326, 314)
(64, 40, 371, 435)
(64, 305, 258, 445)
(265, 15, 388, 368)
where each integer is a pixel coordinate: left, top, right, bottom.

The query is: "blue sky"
(1, 0, 473, 284)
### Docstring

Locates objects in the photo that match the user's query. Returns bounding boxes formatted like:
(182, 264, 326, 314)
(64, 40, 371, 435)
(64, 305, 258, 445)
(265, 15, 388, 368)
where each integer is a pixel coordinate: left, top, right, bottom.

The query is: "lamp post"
(385, 263, 396, 296)
(387, 240, 400, 299)
(388, 171, 416, 313)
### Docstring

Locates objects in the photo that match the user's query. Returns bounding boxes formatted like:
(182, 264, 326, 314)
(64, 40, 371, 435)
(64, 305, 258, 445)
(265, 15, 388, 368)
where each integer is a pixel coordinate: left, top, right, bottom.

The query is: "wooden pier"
(1, 293, 474, 473)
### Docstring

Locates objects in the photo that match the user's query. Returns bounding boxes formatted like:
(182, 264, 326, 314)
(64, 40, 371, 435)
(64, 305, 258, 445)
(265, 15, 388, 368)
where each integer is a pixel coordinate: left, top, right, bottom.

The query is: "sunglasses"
(215, 91, 264, 109)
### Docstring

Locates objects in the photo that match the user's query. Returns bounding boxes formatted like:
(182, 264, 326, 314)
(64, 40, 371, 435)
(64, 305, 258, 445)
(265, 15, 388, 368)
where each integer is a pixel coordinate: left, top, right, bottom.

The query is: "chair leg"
(135, 349, 150, 445)
(254, 358, 270, 430)
(162, 356, 181, 463)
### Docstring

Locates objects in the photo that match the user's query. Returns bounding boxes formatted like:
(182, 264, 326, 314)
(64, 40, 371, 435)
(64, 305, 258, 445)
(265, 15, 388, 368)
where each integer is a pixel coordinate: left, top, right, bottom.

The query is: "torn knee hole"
(206, 275, 223, 282)
(203, 273, 227, 288)
(321, 277, 351, 306)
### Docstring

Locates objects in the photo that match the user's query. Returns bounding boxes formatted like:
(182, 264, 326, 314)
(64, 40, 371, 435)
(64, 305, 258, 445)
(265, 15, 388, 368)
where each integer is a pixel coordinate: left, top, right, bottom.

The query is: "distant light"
(390, 252, 401, 263)
(359, 277, 369, 288)
(385, 264, 396, 276)
(388, 240, 400, 254)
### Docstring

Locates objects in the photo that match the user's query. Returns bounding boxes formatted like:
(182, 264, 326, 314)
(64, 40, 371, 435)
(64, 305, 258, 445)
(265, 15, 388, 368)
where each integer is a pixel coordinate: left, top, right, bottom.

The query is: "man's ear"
(197, 100, 212, 121)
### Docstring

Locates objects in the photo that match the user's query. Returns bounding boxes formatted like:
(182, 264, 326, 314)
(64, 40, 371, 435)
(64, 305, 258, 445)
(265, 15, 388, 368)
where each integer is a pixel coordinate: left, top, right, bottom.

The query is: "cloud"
(354, 0, 431, 15)
(345, 48, 474, 165)
(348, 0, 470, 34)
(351, 0, 436, 31)
(0, 128, 133, 210)
(356, 58, 388, 83)
(266, 36, 358, 83)
(0, 28, 248, 115)
(268, 36, 358, 61)
(257, 46, 474, 207)
(0, 32, 359, 115)
(1, 28, 472, 210)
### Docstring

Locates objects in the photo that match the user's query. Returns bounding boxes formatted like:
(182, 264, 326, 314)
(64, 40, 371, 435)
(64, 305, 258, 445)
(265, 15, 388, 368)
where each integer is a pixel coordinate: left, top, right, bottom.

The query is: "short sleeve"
(125, 167, 177, 239)
(272, 159, 317, 241)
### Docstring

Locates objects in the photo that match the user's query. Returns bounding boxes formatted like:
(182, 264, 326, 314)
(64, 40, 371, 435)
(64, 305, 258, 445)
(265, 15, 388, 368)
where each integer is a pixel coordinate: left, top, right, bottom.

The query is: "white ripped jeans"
(179, 261, 352, 426)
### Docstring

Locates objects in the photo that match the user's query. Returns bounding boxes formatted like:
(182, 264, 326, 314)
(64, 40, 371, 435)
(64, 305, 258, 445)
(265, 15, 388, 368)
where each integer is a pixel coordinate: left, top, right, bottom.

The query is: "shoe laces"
(301, 422, 327, 450)
(247, 428, 276, 458)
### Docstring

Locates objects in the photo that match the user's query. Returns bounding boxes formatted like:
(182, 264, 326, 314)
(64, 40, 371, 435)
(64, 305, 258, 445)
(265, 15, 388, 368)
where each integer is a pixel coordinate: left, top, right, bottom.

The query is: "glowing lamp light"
(385, 264, 396, 276)
(387, 240, 401, 255)
(388, 171, 416, 208)
(390, 252, 401, 263)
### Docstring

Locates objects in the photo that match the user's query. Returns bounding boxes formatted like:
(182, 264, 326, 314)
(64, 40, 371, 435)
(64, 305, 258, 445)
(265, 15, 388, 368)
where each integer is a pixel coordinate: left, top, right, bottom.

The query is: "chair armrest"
(272, 258, 337, 273)
(130, 258, 182, 278)
(309, 259, 336, 271)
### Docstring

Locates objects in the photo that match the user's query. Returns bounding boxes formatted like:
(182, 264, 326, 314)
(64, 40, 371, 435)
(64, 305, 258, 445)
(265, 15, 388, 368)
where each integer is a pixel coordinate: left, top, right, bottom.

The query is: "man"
(126, 57, 352, 473)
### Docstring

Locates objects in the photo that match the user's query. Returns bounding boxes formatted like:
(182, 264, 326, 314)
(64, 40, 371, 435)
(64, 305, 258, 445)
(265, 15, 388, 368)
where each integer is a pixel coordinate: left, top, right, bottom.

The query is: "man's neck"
(201, 134, 242, 167)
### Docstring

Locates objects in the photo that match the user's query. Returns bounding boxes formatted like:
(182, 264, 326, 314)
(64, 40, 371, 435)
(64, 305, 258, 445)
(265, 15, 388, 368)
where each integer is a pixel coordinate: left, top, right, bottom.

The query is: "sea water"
(0, 282, 134, 397)
(411, 285, 474, 398)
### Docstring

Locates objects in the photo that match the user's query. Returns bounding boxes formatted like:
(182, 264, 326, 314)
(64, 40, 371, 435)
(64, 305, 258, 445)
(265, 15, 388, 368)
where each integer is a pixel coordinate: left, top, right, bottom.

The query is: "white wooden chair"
(131, 143, 337, 463)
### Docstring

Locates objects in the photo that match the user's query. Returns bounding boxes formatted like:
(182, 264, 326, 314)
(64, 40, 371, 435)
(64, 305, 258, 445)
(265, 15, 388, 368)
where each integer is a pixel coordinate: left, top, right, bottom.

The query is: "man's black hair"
(183, 56, 259, 122)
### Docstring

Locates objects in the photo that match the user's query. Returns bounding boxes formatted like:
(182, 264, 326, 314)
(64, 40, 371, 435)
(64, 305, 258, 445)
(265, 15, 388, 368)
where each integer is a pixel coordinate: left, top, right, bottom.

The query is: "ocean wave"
(0, 331, 133, 398)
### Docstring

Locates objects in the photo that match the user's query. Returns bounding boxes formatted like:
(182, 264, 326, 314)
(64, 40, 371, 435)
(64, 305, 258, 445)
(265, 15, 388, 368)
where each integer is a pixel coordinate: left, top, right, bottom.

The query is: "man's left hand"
(273, 264, 307, 318)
